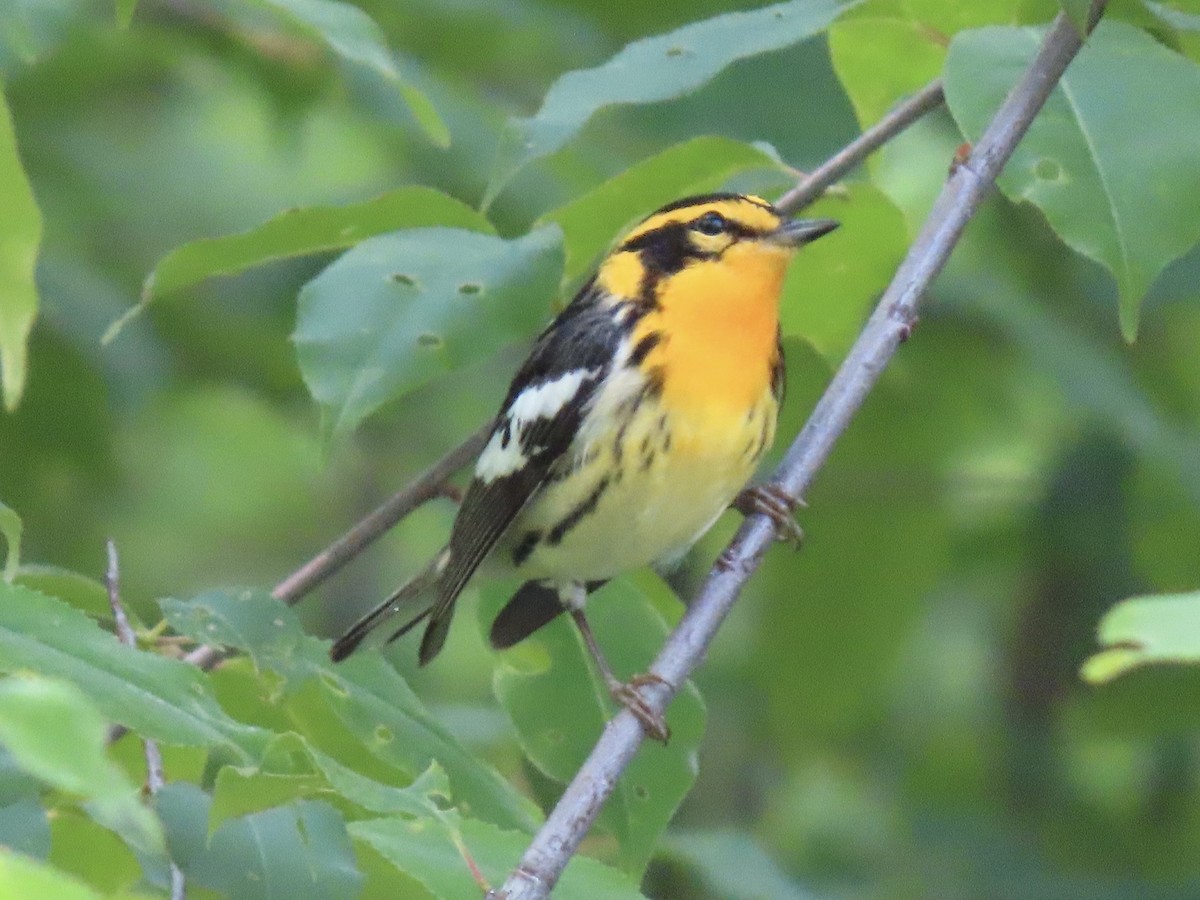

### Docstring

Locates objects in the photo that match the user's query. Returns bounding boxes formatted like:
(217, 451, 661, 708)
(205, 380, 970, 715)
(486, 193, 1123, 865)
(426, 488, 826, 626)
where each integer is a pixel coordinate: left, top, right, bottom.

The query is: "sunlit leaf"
(158, 784, 362, 900)
(0, 501, 19, 583)
(538, 136, 780, 282)
(294, 225, 563, 442)
(1082, 591, 1200, 684)
(108, 187, 492, 343)
(486, 575, 704, 875)
(161, 589, 538, 832)
(0, 84, 41, 411)
(484, 0, 856, 207)
(255, 0, 449, 145)
(828, 14, 946, 129)
(0, 584, 267, 760)
(0, 677, 164, 858)
(0, 851, 106, 900)
(351, 814, 644, 900)
(945, 21, 1200, 339)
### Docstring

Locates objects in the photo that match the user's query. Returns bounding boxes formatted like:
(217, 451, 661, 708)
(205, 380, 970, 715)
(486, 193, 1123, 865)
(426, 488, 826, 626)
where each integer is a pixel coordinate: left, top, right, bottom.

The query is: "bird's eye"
(694, 212, 727, 236)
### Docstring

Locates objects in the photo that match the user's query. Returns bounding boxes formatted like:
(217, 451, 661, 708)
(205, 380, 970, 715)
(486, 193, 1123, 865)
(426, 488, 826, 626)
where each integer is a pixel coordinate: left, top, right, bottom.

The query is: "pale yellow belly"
(504, 391, 776, 582)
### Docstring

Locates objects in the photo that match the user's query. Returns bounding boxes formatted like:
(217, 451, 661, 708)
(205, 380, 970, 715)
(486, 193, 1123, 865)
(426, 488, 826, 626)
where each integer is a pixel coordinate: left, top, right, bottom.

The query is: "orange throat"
(637, 243, 789, 418)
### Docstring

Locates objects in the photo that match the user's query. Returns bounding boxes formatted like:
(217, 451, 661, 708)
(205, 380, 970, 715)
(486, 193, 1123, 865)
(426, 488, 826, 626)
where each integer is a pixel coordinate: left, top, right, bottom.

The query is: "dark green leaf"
(537, 137, 779, 282)
(108, 187, 492, 343)
(486, 574, 704, 875)
(0, 85, 41, 410)
(945, 21, 1200, 339)
(351, 814, 644, 900)
(0, 677, 164, 858)
(1082, 591, 1200, 684)
(255, 0, 449, 145)
(661, 829, 818, 900)
(294, 225, 563, 442)
(484, 0, 856, 207)
(0, 583, 267, 760)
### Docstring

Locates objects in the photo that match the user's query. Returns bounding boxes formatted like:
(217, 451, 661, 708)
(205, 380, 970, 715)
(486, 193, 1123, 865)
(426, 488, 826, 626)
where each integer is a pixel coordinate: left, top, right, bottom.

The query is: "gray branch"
(492, 6, 1104, 898)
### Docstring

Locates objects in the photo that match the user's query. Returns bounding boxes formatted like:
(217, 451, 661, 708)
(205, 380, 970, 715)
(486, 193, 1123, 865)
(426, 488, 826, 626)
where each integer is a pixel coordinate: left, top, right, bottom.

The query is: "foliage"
(2, 0, 1200, 897)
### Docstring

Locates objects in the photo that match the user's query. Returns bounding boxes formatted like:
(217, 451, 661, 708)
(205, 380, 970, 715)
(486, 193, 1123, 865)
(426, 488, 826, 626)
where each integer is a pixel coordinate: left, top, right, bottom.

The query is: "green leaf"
(1143, 1, 1200, 31)
(294, 225, 563, 442)
(537, 137, 779, 283)
(483, 0, 856, 207)
(209, 731, 450, 831)
(255, 0, 449, 145)
(487, 575, 705, 875)
(1060, 0, 1094, 32)
(351, 814, 644, 900)
(0, 677, 164, 859)
(0, 501, 19, 583)
(1082, 591, 1200, 684)
(661, 829, 815, 900)
(160, 589, 539, 832)
(779, 181, 908, 362)
(107, 187, 492, 343)
(945, 21, 1200, 339)
(0, 583, 267, 760)
(12, 566, 112, 621)
(115, 0, 137, 28)
(0, 84, 41, 411)
(828, 13, 946, 129)
(0, 851, 106, 900)
(158, 784, 362, 900)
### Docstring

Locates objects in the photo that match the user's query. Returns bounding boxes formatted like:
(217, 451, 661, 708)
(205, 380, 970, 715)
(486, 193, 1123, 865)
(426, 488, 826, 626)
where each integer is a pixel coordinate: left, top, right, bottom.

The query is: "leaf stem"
(491, 5, 1107, 898)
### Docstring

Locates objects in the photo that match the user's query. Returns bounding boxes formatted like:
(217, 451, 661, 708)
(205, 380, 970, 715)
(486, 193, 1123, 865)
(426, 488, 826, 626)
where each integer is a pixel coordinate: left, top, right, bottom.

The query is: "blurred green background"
(3, 0, 1200, 897)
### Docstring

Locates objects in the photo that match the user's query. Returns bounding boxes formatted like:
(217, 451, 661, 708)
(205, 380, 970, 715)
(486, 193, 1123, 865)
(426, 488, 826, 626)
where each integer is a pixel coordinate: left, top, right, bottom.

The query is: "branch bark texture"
(493, 7, 1104, 898)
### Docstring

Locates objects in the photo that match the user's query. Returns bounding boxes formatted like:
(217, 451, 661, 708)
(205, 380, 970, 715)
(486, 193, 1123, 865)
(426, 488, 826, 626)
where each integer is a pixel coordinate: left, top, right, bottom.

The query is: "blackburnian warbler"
(330, 193, 838, 740)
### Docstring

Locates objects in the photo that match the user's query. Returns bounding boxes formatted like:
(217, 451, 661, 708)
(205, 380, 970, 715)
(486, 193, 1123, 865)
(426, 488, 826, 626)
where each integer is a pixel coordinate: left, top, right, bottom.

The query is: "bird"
(329, 193, 838, 741)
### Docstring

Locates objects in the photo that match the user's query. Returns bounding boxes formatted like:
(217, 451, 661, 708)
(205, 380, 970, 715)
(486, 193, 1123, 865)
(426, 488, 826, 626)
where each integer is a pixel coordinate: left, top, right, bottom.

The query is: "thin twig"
(492, 6, 1106, 897)
(106, 540, 186, 900)
(775, 78, 945, 215)
(182, 420, 493, 670)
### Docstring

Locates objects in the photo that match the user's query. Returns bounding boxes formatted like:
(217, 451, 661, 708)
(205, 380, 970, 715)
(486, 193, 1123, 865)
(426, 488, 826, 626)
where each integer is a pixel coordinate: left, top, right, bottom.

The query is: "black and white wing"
(417, 285, 624, 664)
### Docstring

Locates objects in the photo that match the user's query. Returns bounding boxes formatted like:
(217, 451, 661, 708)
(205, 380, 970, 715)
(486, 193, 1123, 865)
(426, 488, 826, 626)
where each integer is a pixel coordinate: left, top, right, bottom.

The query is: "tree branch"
(182, 420, 492, 670)
(106, 540, 186, 900)
(492, 6, 1105, 898)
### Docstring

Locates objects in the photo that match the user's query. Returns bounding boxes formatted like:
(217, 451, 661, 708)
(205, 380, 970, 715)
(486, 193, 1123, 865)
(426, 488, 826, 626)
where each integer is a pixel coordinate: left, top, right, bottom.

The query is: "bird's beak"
(767, 217, 840, 248)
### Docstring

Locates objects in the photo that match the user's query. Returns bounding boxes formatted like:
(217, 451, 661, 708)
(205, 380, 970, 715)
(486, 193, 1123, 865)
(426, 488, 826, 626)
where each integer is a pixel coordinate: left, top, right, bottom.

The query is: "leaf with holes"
(108, 187, 491, 343)
(945, 21, 1200, 339)
(294, 226, 563, 442)
(1082, 591, 1200, 684)
(483, 0, 856, 207)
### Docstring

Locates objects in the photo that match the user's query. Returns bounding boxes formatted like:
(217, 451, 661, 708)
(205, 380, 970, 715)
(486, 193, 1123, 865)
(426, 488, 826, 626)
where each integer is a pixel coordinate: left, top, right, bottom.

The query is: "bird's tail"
(328, 547, 450, 662)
